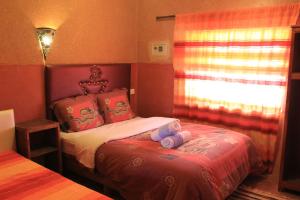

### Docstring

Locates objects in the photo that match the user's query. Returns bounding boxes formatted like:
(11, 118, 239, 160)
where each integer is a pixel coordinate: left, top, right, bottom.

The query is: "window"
(173, 4, 300, 169)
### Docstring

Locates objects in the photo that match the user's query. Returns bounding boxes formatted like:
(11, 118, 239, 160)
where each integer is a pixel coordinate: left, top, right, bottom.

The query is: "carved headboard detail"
(79, 65, 109, 95)
(45, 64, 131, 120)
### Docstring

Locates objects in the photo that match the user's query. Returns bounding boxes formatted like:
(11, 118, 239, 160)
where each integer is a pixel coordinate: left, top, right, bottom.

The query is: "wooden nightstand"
(15, 119, 62, 173)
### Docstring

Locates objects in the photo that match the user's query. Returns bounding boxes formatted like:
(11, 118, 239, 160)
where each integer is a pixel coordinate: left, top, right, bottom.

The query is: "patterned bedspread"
(0, 151, 110, 200)
(95, 122, 261, 200)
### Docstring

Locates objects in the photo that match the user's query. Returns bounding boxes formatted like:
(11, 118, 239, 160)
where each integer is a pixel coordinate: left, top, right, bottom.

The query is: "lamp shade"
(36, 27, 56, 60)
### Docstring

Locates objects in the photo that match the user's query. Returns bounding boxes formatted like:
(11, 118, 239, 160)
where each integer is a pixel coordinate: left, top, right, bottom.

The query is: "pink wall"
(0, 65, 45, 122)
(137, 63, 174, 117)
(0, 0, 137, 65)
(0, 0, 137, 122)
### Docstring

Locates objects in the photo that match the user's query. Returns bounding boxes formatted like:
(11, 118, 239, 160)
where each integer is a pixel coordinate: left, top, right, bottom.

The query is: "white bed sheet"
(60, 117, 179, 169)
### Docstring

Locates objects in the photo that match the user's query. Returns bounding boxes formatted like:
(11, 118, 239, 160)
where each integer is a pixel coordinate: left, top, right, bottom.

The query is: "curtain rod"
(156, 15, 176, 21)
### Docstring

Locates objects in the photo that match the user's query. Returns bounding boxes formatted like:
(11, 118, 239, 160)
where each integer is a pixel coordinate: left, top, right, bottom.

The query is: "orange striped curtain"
(173, 4, 300, 168)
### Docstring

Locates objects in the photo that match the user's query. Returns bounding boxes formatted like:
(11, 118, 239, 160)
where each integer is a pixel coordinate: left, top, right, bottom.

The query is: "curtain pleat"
(173, 4, 300, 169)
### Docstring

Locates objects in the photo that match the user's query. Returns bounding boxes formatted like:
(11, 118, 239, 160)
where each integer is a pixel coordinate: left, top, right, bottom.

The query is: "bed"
(0, 109, 111, 200)
(45, 64, 262, 200)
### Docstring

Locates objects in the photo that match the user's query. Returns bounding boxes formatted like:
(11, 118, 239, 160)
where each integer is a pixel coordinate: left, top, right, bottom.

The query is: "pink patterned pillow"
(52, 95, 104, 132)
(97, 89, 134, 123)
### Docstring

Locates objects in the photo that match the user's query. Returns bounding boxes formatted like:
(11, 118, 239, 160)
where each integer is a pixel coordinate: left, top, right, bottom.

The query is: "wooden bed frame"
(45, 64, 131, 193)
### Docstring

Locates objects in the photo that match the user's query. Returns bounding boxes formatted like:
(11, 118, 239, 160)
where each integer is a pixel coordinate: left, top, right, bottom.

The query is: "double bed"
(45, 64, 262, 200)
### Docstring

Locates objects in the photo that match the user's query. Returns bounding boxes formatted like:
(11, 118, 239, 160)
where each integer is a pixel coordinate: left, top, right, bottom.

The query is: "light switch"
(151, 41, 169, 57)
(130, 88, 135, 95)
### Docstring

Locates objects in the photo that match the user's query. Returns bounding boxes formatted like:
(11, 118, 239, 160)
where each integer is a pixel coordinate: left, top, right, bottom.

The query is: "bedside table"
(15, 119, 62, 173)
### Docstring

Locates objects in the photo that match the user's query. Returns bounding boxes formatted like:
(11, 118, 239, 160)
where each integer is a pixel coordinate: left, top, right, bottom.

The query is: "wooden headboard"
(0, 109, 15, 152)
(45, 64, 131, 120)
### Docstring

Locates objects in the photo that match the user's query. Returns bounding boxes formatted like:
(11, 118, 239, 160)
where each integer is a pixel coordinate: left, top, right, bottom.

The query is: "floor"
(243, 174, 300, 200)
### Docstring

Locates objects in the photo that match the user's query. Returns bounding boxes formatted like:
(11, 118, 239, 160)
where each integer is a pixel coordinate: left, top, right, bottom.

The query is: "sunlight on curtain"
(173, 4, 300, 168)
(177, 27, 289, 119)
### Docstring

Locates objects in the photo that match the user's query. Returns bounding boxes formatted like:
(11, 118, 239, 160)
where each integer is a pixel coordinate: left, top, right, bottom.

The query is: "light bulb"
(41, 35, 53, 46)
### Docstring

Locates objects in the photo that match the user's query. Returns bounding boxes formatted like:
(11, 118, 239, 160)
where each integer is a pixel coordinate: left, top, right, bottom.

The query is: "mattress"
(0, 151, 110, 200)
(60, 119, 145, 157)
(60, 119, 261, 200)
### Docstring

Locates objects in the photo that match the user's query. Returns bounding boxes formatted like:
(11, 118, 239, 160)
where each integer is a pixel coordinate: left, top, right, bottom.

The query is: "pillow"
(97, 89, 134, 123)
(52, 95, 104, 132)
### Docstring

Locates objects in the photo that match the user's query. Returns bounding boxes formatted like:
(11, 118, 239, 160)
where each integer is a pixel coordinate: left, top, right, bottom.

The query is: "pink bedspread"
(0, 151, 110, 200)
(95, 122, 261, 200)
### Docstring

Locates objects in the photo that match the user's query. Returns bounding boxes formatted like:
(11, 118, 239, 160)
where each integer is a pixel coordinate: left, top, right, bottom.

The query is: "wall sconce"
(36, 27, 56, 60)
